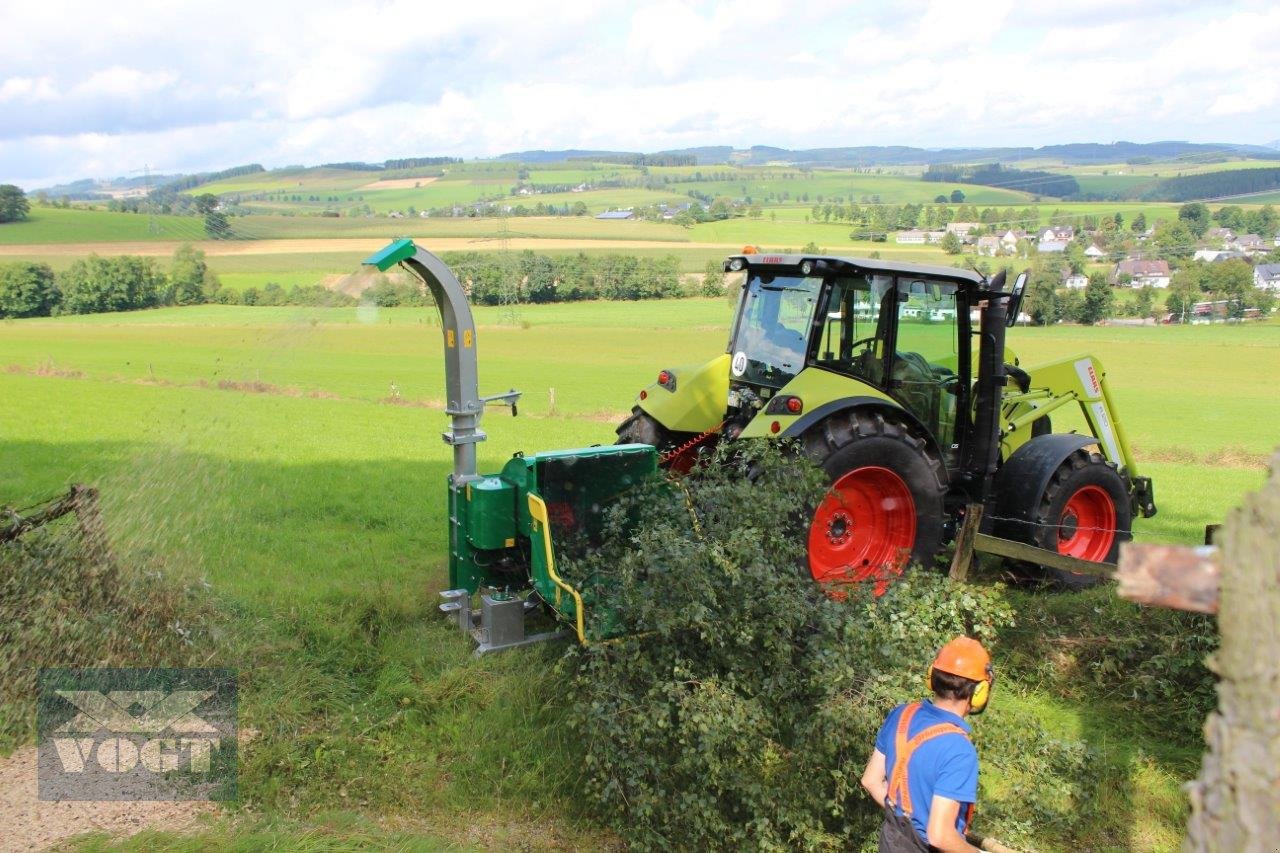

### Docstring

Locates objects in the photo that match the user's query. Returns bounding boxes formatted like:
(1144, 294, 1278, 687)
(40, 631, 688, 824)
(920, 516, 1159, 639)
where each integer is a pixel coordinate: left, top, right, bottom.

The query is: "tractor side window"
(893, 278, 960, 448)
(815, 274, 895, 384)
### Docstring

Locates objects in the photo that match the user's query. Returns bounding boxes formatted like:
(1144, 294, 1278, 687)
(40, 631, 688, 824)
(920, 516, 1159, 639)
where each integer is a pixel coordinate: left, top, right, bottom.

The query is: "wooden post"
(1183, 452, 1280, 850)
(949, 503, 984, 581)
(70, 484, 114, 571)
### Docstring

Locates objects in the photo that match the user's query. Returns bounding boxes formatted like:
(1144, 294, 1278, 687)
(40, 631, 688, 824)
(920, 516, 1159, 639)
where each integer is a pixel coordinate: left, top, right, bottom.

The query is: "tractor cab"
(722, 254, 991, 472)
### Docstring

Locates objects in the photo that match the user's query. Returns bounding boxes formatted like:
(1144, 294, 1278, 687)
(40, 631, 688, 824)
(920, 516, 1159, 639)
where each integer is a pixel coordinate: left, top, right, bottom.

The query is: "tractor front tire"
(802, 411, 946, 589)
(1022, 448, 1132, 590)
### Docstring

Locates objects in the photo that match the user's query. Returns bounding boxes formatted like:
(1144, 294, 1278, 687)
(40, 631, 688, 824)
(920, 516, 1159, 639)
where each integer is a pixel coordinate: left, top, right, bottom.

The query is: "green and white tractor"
(617, 250, 1156, 589)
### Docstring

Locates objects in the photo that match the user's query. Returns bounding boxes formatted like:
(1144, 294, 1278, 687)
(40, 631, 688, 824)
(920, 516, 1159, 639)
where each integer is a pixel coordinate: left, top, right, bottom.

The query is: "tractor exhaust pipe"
(964, 271, 1010, 497)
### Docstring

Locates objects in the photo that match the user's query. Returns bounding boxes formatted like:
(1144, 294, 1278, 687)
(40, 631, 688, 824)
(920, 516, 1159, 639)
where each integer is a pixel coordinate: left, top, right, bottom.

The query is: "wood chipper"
(365, 239, 1156, 652)
(363, 239, 656, 653)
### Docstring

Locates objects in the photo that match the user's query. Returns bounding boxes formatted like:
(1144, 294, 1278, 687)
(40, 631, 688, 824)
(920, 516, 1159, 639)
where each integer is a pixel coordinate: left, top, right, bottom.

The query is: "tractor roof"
(724, 253, 989, 289)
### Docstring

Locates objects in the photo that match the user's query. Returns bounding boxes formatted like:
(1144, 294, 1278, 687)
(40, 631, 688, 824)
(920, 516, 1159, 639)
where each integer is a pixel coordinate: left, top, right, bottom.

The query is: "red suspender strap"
(885, 703, 920, 815)
(884, 702, 972, 819)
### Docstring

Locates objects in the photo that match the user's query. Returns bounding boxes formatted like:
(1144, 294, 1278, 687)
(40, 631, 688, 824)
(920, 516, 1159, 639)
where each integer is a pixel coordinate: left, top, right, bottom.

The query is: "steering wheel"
(850, 336, 877, 351)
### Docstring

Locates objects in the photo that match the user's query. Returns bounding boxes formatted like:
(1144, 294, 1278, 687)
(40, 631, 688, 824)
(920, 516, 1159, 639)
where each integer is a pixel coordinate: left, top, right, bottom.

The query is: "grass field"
(3, 299, 1276, 846)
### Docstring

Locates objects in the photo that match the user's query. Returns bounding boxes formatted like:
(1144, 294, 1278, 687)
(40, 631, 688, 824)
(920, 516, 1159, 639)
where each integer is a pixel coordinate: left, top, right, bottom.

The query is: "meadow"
(2, 296, 1277, 848)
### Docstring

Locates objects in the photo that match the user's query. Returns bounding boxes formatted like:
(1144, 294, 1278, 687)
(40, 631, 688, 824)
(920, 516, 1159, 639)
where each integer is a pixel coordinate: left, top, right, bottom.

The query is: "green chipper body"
(363, 239, 654, 653)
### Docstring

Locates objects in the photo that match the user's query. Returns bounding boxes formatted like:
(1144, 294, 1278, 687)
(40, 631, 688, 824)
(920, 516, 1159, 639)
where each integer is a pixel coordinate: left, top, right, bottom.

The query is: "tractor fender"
(781, 396, 948, 479)
(992, 433, 1101, 527)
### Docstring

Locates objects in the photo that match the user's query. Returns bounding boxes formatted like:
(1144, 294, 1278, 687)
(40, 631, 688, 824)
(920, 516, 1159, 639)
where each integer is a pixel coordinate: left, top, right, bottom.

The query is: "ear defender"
(969, 669, 992, 715)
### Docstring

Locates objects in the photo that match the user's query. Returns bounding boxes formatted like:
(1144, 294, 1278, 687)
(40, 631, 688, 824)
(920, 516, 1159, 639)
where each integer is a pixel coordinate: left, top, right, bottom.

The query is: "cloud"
(1, 0, 1278, 187)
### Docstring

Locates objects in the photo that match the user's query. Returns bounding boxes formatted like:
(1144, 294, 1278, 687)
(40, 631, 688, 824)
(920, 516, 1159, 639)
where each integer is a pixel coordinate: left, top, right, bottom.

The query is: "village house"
(976, 234, 1001, 256)
(945, 222, 980, 240)
(896, 229, 945, 244)
(1231, 234, 1267, 255)
(1114, 259, 1171, 288)
(1062, 270, 1089, 289)
(1254, 263, 1280, 292)
(596, 209, 635, 220)
(1083, 244, 1107, 259)
(1039, 225, 1075, 242)
(1206, 227, 1236, 246)
(999, 229, 1027, 254)
(1037, 239, 1068, 253)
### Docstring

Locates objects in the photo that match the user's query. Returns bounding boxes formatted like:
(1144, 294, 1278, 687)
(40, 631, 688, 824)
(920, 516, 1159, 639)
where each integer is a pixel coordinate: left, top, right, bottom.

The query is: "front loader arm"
(1001, 355, 1138, 476)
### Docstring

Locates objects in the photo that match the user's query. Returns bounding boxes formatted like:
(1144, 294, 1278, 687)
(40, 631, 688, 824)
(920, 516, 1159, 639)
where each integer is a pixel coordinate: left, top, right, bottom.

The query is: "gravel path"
(0, 748, 214, 851)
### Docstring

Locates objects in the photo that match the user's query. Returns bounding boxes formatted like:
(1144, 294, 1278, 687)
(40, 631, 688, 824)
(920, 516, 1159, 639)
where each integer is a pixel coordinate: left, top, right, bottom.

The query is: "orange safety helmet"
(927, 636, 994, 714)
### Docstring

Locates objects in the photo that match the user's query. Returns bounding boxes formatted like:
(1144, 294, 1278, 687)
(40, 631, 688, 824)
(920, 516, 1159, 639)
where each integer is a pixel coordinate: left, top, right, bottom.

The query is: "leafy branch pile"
(559, 446, 1017, 850)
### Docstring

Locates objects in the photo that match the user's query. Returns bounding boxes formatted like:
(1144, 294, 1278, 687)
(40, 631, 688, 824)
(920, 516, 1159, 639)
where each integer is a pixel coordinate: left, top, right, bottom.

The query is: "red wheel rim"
(1056, 484, 1116, 562)
(808, 466, 916, 590)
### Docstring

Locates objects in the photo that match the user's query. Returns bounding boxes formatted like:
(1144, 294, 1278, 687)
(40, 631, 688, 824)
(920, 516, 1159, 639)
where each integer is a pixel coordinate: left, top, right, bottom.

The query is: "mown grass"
(2, 300, 1275, 849)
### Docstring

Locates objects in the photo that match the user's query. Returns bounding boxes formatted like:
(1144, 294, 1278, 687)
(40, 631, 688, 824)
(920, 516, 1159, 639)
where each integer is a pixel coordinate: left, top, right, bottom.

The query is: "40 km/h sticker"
(731, 351, 747, 377)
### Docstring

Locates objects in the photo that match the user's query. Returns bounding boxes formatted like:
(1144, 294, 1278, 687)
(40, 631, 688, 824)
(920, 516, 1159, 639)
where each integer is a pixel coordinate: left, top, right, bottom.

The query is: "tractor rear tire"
(802, 410, 946, 589)
(1023, 448, 1132, 590)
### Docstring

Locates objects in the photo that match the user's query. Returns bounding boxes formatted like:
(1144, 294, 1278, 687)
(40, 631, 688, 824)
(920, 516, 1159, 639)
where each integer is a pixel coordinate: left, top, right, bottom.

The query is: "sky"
(2, 0, 1278, 188)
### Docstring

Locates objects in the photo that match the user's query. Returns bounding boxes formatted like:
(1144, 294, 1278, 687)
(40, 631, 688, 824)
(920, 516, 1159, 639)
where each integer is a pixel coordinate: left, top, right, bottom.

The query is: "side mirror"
(1006, 270, 1028, 327)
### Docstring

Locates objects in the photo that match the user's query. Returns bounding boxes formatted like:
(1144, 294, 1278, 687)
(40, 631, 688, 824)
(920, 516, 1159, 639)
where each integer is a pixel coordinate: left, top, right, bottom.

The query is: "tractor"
(617, 250, 1156, 589)
(362, 239, 1155, 653)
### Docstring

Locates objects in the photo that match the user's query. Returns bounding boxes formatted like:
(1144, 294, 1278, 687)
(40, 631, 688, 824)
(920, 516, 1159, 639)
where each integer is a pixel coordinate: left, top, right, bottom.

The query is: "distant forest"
(923, 163, 1080, 198)
(1139, 167, 1280, 202)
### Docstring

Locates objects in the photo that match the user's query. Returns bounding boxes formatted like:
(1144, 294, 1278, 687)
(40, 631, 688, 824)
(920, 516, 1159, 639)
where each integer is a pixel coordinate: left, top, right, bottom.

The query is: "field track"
(0, 236, 744, 258)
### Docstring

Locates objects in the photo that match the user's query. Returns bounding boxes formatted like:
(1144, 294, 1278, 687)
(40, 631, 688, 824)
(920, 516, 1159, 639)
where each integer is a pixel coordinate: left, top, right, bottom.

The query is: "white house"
(1037, 239, 1068, 253)
(1083, 244, 1107, 259)
(1062, 271, 1088, 289)
(1039, 225, 1075, 242)
(896, 229, 943, 244)
(976, 235, 1000, 256)
(1255, 264, 1280, 292)
(945, 222, 980, 239)
(1114, 259, 1171, 288)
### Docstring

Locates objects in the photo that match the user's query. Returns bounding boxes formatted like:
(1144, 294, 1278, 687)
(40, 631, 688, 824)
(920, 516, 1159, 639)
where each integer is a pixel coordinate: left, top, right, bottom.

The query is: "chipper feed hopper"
(362, 239, 654, 653)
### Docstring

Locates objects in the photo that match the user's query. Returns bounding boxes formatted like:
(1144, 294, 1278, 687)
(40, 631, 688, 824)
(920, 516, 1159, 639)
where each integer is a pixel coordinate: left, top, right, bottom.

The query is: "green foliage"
(168, 243, 219, 306)
(58, 255, 166, 314)
(194, 193, 231, 238)
(0, 184, 30, 223)
(1026, 268, 1062, 325)
(701, 258, 725, 296)
(1177, 202, 1211, 237)
(0, 261, 58, 318)
(1079, 273, 1115, 325)
(940, 230, 963, 254)
(562, 445, 1016, 850)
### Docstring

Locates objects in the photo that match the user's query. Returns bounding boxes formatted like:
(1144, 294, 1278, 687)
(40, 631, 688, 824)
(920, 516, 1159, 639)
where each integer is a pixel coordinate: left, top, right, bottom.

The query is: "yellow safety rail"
(527, 493, 587, 645)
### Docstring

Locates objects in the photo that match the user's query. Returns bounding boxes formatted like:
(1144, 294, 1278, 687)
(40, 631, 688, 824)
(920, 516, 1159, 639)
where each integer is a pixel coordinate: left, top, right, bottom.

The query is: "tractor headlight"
(728, 258, 745, 272)
(800, 260, 813, 276)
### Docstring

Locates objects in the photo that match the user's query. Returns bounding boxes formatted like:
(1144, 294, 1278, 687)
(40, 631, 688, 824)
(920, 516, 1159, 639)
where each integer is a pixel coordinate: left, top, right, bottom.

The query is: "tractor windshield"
(729, 273, 823, 387)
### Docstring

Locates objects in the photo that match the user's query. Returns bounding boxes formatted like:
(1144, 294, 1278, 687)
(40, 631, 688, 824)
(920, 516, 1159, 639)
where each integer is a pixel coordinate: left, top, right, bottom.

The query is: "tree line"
(0, 245, 229, 318)
(923, 163, 1080, 198)
(0, 248, 699, 319)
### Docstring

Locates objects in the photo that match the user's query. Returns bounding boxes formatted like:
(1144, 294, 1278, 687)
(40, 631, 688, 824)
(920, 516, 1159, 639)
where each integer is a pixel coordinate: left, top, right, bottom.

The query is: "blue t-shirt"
(875, 701, 979, 842)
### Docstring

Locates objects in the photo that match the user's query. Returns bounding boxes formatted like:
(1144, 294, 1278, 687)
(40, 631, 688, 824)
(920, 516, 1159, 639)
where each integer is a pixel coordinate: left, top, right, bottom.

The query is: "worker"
(860, 636, 994, 852)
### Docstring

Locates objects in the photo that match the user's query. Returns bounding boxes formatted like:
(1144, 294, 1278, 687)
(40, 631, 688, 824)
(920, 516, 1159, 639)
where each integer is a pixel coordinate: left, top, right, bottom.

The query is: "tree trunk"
(1184, 453, 1280, 851)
